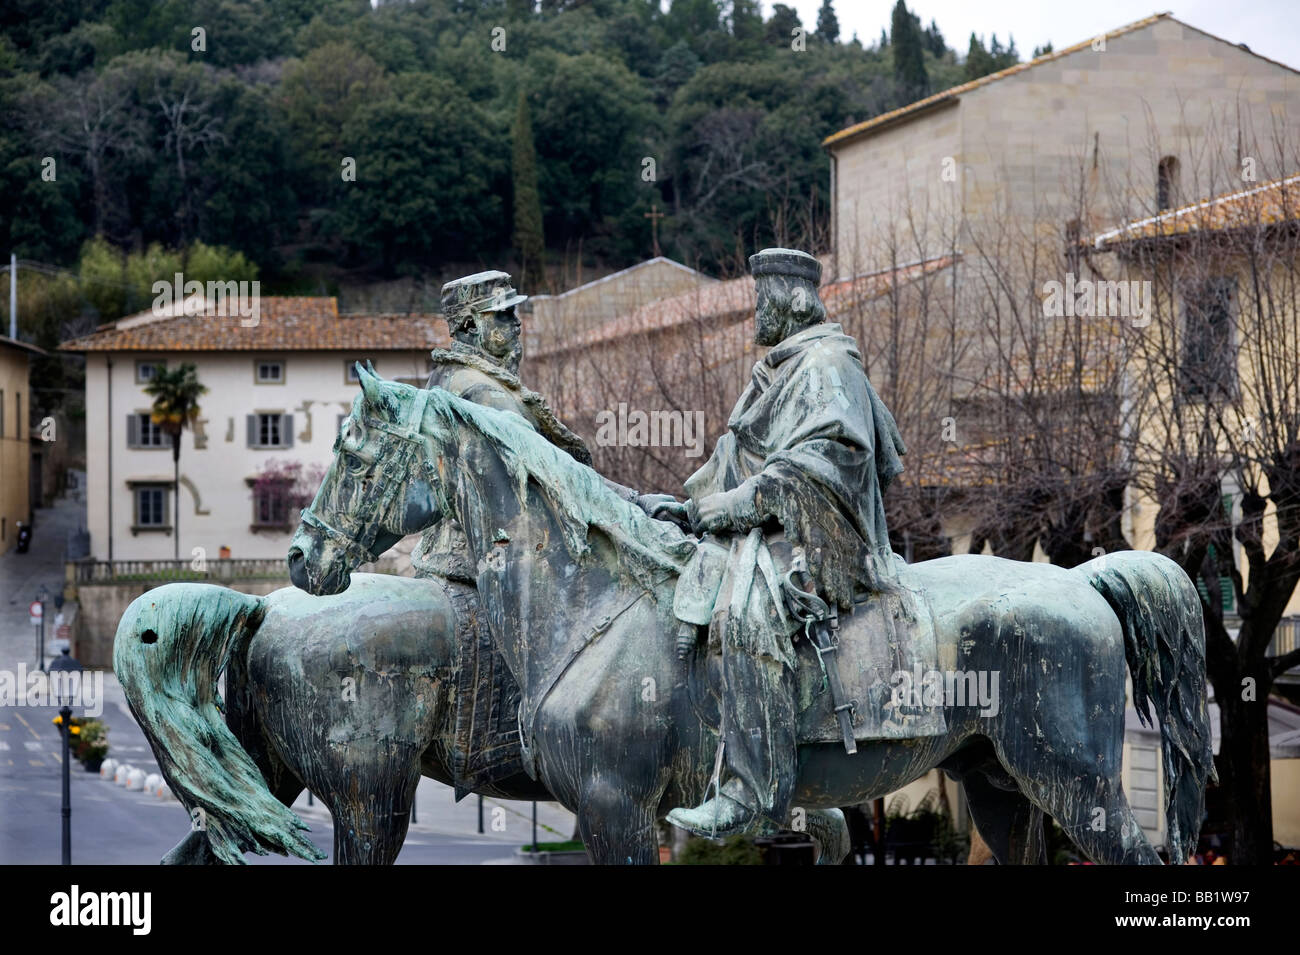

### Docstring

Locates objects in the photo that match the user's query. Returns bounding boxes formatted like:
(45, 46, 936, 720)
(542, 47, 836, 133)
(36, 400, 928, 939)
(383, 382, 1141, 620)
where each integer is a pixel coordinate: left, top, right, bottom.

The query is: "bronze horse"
(115, 574, 850, 864)
(114, 574, 546, 863)
(287, 370, 1214, 865)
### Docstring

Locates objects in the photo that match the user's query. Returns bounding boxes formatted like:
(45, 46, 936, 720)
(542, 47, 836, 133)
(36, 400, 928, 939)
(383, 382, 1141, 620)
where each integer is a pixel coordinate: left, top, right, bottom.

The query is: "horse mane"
(399, 382, 696, 584)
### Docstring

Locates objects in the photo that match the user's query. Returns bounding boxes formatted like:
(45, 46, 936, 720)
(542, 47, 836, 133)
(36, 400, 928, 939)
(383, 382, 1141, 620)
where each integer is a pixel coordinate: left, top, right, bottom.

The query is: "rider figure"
(665, 248, 907, 837)
(413, 271, 594, 581)
(415, 270, 667, 579)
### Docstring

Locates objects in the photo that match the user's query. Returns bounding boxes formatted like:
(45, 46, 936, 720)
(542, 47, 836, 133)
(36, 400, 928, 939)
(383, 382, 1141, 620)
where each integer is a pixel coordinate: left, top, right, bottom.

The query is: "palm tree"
(144, 363, 207, 560)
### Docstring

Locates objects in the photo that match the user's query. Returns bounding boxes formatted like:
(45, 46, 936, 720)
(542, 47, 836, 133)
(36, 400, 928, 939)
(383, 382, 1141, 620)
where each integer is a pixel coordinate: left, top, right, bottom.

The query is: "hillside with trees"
(0, 0, 1024, 311)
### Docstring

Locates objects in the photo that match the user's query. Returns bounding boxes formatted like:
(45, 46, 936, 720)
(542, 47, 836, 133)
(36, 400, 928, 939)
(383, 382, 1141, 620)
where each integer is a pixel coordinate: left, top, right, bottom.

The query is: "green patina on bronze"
(289, 359, 1215, 864)
(114, 251, 1218, 866)
(113, 584, 324, 864)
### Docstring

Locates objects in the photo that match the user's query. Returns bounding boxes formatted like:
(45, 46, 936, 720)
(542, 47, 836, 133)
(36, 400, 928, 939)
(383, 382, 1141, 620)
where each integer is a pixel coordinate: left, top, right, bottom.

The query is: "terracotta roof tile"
(59, 297, 448, 353)
(1092, 173, 1300, 247)
(532, 255, 959, 358)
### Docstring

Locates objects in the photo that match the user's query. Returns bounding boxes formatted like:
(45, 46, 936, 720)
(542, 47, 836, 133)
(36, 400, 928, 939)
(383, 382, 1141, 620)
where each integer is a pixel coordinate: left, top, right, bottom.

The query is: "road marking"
(29, 759, 44, 767)
(13, 712, 40, 739)
(0, 723, 10, 730)
(23, 741, 41, 751)
(0, 742, 8, 751)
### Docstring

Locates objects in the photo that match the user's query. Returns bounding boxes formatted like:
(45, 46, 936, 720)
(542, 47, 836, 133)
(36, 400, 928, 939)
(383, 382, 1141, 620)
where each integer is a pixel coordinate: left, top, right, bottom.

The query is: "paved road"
(1, 486, 579, 865)
(0, 482, 86, 668)
(1, 666, 577, 865)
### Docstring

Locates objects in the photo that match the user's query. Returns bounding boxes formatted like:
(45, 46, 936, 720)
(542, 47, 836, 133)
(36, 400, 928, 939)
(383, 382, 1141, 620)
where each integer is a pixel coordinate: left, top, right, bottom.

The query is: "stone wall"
(72, 575, 288, 669)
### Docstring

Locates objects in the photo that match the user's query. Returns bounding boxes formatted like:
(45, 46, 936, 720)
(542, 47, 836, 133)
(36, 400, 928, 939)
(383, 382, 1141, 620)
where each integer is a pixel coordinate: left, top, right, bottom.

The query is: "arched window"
(1157, 156, 1180, 210)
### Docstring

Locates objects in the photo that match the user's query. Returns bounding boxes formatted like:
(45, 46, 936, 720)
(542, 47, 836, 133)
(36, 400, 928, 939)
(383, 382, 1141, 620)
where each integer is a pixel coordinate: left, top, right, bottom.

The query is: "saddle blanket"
(446, 581, 527, 800)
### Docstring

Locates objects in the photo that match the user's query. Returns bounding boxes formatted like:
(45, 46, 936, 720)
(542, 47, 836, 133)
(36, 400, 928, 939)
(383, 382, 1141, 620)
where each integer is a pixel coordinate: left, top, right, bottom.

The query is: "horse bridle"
(299, 387, 443, 566)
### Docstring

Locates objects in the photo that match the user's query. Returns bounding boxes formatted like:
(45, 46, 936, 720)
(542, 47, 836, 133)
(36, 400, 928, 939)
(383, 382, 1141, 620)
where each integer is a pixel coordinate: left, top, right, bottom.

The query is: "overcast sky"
(776, 1, 1300, 73)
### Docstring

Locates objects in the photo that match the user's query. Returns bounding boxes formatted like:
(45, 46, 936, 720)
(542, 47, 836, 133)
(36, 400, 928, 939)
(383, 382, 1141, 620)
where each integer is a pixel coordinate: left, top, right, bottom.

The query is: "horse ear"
(356, 362, 382, 405)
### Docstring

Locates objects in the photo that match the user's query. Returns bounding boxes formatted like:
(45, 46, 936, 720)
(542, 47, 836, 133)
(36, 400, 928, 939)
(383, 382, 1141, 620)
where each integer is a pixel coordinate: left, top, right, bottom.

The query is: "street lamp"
(48, 647, 82, 866)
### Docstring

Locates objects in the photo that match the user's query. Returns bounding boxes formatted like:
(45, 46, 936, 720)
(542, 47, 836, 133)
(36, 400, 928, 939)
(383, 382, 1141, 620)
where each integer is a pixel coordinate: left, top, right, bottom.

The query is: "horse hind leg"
(577, 777, 660, 865)
(327, 771, 421, 866)
(315, 740, 424, 865)
(1036, 774, 1161, 865)
(962, 770, 1046, 864)
(801, 809, 851, 865)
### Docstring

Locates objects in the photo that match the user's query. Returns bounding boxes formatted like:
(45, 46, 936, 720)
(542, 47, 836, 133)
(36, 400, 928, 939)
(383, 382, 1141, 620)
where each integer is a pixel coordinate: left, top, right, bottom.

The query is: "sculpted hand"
(637, 494, 691, 531)
(691, 484, 760, 535)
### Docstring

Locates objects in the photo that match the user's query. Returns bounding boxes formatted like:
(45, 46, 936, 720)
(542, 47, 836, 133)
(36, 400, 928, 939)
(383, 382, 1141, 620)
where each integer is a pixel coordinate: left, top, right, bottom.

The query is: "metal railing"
(72, 558, 291, 583)
(70, 555, 406, 585)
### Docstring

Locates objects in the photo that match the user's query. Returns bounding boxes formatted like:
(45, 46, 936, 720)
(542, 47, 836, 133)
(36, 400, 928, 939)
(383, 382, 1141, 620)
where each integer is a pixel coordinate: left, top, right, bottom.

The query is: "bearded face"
(474, 307, 522, 371)
(754, 279, 790, 347)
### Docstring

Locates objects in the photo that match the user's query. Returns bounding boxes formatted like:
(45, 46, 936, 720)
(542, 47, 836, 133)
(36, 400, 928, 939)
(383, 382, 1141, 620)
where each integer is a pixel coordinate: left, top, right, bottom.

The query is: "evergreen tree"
(1032, 42, 1054, 58)
(765, 4, 802, 45)
(965, 32, 996, 80)
(890, 0, 928, 100)
(815, 0, 839, 44)
(655, 39, 702, 104)
(730, 0, 762, 42)
(923, 18, 945, 57)
(511, 90, 546, 291)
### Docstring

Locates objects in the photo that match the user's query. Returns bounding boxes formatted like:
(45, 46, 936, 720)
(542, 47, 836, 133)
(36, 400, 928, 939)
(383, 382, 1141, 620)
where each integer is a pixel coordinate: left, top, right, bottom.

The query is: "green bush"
(677, 833, 763, 865)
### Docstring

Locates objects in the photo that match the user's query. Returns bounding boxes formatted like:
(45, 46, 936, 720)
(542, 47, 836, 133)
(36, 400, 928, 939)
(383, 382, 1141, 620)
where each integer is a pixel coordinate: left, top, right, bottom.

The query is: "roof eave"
(824, 95, 960, 151)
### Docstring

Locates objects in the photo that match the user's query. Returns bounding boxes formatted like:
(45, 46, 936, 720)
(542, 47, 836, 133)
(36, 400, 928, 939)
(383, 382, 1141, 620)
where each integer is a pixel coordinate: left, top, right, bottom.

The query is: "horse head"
(288, 363, 446, 595)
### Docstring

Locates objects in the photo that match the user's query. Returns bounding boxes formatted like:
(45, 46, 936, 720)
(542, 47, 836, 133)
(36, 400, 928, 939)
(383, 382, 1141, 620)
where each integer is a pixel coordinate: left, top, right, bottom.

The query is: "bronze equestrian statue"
(282, 243, 1213, 862)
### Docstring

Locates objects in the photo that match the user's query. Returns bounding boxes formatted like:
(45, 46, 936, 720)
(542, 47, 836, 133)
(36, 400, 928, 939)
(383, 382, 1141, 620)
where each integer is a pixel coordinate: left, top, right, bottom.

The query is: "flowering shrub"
(251, 459, 325, 527)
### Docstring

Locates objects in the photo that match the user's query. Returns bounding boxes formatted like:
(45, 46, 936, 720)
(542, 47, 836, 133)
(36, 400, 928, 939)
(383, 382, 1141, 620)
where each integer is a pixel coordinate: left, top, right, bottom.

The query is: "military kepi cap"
(441, 271, 527, 326)
(749, 248, 822, 285)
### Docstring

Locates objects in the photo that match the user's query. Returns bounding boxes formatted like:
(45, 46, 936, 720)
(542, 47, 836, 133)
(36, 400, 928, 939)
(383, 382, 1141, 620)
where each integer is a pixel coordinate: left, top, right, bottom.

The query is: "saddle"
(675, 536, 948, 744)
(794, 578, 948, 744)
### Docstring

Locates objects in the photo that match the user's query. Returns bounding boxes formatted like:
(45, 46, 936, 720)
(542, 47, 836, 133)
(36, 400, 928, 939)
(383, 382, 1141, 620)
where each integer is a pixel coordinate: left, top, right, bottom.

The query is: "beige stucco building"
(61, 297, 441, 563)
(824, 13, 1300, 282)
(0, 336, 42, 553)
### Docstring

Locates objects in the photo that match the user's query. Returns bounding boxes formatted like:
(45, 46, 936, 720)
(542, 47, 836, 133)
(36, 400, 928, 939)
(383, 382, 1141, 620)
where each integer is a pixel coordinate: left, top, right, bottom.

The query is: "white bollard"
(156, 782, 176, 801)
(126, 768, 147, 791)
(100, 758, 119, 780)
(114, 763, 133, 785)
(144, 772, 163, 793)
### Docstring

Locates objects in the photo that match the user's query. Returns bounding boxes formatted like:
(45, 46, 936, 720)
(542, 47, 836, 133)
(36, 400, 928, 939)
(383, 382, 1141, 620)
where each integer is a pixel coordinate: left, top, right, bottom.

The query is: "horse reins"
(300, 387, 442, 565)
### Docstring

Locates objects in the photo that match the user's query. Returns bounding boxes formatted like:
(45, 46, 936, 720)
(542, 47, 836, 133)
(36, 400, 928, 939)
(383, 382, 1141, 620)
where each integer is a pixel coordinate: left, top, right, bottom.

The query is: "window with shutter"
(129, 413, 166, 448)
(250, 413, 290, 448)
(133, 486, 170, 528)
(1180, 278, 1236, 399)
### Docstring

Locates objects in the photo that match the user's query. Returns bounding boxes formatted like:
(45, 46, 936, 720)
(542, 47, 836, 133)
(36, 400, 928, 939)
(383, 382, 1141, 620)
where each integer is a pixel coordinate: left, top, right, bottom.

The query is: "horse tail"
(113, 583, 324, 864)
(1081, 550, 1216, 864)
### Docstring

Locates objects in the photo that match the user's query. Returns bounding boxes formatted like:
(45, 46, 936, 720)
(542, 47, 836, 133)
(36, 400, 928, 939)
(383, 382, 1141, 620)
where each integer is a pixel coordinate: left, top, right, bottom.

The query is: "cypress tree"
(815, 0, 839, 44)
(511, 90, 546, 291)
(731, 0, 762, 42)
(890, 0, 928, 101)
(965, 33, 997, 80)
